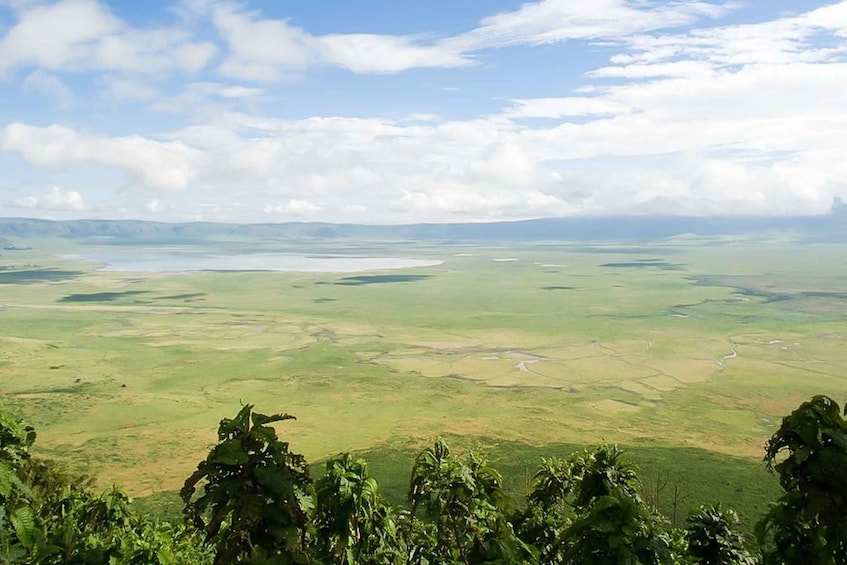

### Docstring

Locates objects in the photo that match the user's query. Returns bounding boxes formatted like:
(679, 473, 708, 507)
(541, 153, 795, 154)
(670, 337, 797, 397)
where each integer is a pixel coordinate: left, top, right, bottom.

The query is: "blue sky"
(1, 0, 846, 223)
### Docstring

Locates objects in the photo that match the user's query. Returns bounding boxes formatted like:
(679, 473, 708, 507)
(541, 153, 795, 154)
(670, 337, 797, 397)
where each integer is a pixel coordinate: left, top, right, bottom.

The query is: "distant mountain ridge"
(1, 210, 845, 244)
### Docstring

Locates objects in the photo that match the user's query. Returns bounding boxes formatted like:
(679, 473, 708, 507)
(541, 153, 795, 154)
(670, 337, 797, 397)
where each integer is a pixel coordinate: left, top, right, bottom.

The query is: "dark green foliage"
(408, 438, 536, 563)
(0, 412, 37, 562)
(0, 413, 210, 564)
(757, 395, 847, 564)
(314, 453, 405, 563)
(119, 521, 212, 565)
(3, 395, 847, 564)
(685, 504, 755, 565)
(181, 404, 314, 564)
(356, 439, 779, 534)
(515, 457, 573, 563)
(0, 412, 36, 468)
(521, 446, 673, 565)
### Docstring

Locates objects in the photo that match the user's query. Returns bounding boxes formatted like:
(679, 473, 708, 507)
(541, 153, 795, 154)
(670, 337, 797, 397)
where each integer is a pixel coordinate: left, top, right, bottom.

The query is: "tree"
(0, 412, 37, 562)
(313, 453, 404, 564)
(408, 438, 534, 563)
(685, 504, 754, 565)
(181, 404, 313, 564)
(1, 410, 211, 564)
(551, 445, 673, 565)
(516, 457, 574, 563)
(757, 395, 847, 564)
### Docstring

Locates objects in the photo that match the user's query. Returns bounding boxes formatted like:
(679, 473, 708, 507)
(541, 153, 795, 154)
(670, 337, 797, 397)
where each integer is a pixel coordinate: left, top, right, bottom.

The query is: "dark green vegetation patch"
(153, 293, 206, 301)
(334, 274, 432, 285)
(0, 269, 84, 284)
(60, 290, 149, 303)
(601, 261, 684, 270)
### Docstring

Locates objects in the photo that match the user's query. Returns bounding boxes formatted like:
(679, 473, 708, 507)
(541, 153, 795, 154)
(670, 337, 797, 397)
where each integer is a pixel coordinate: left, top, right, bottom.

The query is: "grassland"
(1, 235, 846, 530)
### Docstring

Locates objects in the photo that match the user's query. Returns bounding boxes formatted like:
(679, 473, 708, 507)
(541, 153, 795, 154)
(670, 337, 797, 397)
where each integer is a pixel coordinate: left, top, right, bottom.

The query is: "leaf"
(10, 505, 35, 549)
(210, 439, 249, 466)
(251, 412, 296, 427)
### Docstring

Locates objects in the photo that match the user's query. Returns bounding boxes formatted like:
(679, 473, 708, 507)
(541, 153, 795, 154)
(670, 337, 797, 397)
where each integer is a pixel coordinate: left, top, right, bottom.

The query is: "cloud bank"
(1, 0, 845, 223)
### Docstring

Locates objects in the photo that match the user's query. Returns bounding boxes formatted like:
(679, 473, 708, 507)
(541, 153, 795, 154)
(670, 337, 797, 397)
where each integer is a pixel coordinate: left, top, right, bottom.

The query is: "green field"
(2, 235, 846, 530)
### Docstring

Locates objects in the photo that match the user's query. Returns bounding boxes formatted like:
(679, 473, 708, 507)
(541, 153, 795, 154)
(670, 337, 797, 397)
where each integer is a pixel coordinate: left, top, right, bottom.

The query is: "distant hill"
(0, 209, 845, 244)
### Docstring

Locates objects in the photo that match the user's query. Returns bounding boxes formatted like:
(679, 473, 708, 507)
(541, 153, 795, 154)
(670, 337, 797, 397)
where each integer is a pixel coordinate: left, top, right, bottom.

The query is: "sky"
(1, 0, 846, 224)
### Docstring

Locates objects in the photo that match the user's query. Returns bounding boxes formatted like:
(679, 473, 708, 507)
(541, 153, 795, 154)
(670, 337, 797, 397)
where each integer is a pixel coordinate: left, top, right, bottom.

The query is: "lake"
(60, 252, 443, 273)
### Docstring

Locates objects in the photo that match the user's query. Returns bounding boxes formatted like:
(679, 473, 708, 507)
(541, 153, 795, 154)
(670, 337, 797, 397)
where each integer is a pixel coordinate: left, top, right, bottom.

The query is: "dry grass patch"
(589, 399, 642, 414)
(641, 375, 684, 392)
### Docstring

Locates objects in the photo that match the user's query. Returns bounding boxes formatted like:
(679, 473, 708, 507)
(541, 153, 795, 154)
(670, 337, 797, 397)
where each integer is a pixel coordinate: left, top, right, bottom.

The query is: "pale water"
(60, 252, 443, 273)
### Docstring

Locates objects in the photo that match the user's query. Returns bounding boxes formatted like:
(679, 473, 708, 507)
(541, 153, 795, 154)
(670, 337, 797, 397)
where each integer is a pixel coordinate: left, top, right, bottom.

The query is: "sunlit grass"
(0, 237, 845, 526)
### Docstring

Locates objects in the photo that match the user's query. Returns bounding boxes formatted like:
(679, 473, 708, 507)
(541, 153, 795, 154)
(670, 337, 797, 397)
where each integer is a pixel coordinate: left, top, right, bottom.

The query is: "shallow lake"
(60, 252, 443, 273)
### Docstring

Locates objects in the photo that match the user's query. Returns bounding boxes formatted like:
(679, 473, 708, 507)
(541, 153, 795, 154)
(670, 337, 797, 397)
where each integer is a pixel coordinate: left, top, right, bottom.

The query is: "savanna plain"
(2, 234, 846, 530)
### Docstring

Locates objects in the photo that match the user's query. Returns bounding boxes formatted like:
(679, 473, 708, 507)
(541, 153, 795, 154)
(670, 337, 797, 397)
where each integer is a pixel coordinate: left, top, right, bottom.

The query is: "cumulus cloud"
(0, 0, 120, 74)
(210, 3, 468, 80)
(14, 186, 86, 211)
(201, 0, 732, 80)
(13, 195, 38, 208)
(264, 199, 321, 216)
(489, 2, 847, 217)
(2, 1, 847, 222)
(0, 123, 198, 190)
(145, 199, 165, 214)
(156, 114, 581, 222)
(0, 0, 734, 80)
(0, 0, 216, 76)
(317, 33, 468, 74)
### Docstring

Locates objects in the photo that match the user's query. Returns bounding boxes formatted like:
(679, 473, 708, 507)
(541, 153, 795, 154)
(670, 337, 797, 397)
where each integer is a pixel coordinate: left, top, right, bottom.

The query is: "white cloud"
(149, 81, 266, 113)
(0, 0, 40, 12)
(217, 85, 264, 98)
(472, 2, 847, 218)
(264, 199, 321, 216)
(0, 0, 735, 82)
(586, 60, 717, 79)
(2, 1, 847, 222)
(210, 3, 468, 80)
(145, 199, 165, 213)
(104, 77, 158, 101)
(344, 204, 367, 214)
(21, 69, 74, 105)
(14, 195, 37, 208)
(0, 0, 216, 76)
(205, 1, 731, 80)
(212, 4, 314, 81)
(43, 186, 85, 210)
(15, 186, 86, 211)
(1, 123, 198, 190)
(611, 2, 847, 71)
(451, 0, 731, 50)
(506, 97, 631, 118)
(318, 33, 467, 74)
(154, 114, 577, 222)
(0, 0, 120, 74)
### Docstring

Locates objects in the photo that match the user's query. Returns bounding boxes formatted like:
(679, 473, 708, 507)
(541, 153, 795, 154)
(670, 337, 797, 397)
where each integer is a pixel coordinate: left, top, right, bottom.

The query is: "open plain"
(2, 232, 846, 526)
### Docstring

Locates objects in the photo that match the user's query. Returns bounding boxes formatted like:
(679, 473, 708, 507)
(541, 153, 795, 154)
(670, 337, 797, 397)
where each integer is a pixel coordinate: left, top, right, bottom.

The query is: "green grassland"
(1, 235, 846, 530)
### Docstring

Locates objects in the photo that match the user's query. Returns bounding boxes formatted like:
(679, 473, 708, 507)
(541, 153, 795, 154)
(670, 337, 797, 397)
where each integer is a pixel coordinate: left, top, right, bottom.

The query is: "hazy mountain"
(1, 208, 845, 245)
